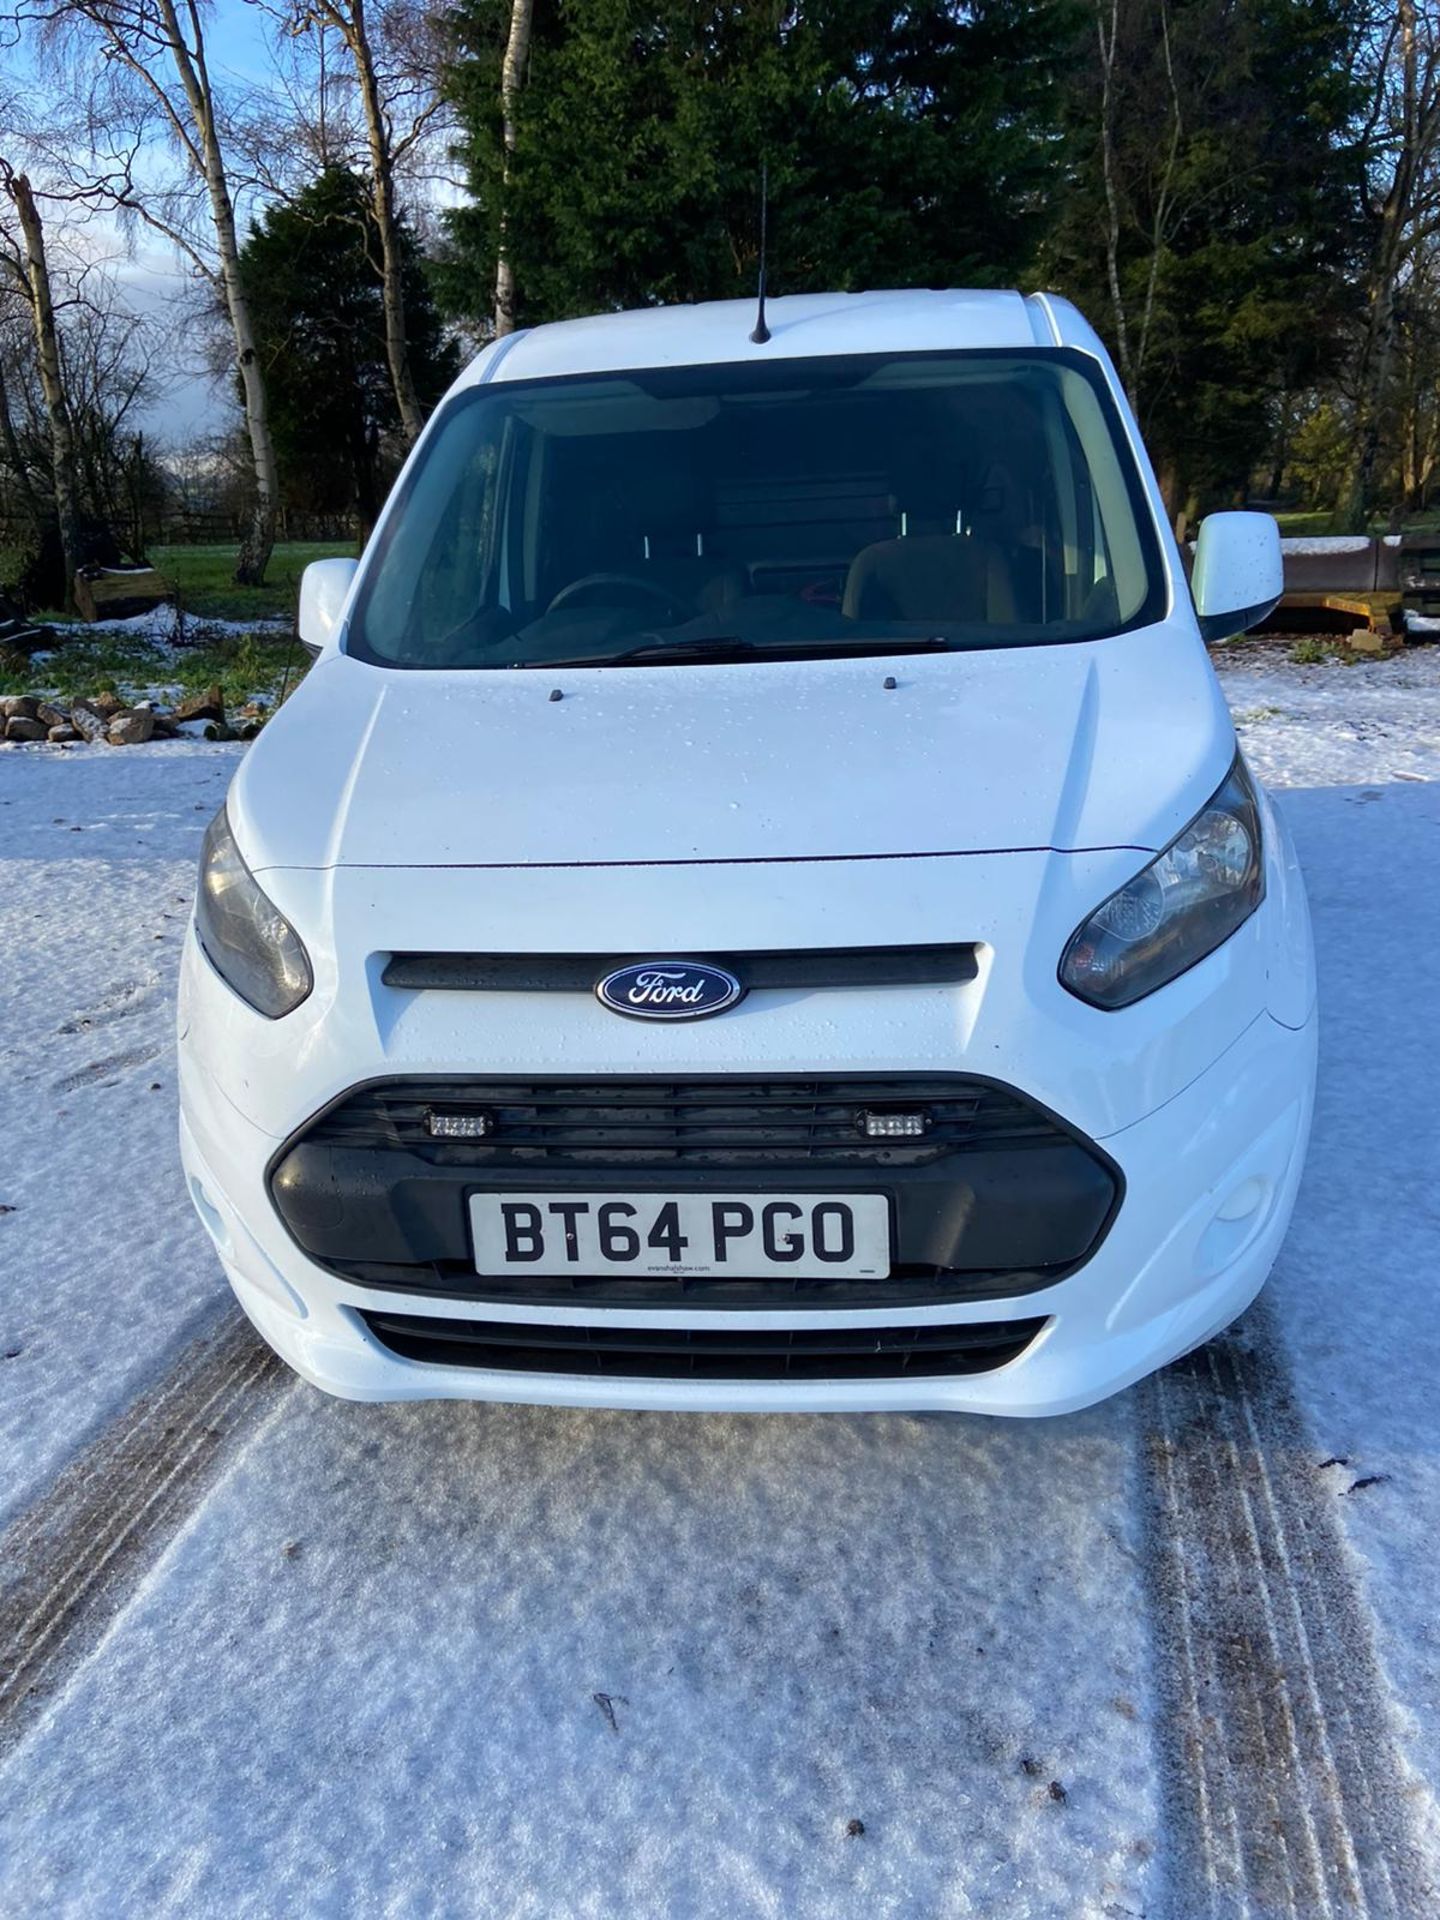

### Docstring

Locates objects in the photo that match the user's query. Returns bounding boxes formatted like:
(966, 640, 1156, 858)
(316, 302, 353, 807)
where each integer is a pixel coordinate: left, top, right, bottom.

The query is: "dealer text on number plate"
(470, 1192, 891, 1279)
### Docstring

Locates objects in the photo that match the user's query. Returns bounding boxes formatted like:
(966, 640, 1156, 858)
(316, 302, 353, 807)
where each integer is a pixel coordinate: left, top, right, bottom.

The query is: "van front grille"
(271, 1074, 1121, 1304)
(301, 1074, 1067, 1170)
(381, 946, 977, 992)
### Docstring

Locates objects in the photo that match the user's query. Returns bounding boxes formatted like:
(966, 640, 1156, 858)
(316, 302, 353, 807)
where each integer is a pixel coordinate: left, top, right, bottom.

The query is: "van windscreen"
(348, 349, 1166, 670)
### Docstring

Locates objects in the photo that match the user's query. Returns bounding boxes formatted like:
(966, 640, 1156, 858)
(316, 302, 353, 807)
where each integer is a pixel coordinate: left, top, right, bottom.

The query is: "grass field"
(0, 628, 311, 708)
(0, 539, 356, 625)
(0, 541, 356, 707)
(1272, 508, 1440, 537)
(146, 541, 356, 622)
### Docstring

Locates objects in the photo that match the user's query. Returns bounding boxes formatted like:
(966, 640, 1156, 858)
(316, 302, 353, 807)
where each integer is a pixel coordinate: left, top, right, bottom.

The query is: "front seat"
(842, 534, 1017, 625)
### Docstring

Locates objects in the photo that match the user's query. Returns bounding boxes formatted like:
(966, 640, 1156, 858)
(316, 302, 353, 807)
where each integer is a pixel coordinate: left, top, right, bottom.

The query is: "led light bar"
(426, 1110, 495, 1139)
(859, 1110, 929, 1139)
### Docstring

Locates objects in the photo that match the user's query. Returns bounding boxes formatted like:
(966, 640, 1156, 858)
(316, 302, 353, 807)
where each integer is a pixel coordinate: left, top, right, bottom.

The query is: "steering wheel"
(547, 572, 690, 618)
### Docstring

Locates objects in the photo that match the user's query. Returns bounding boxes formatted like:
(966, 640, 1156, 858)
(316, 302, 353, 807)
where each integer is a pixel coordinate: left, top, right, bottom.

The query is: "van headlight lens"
(195, 807, 313, 1017)
(1059, 758, 1264, 1009)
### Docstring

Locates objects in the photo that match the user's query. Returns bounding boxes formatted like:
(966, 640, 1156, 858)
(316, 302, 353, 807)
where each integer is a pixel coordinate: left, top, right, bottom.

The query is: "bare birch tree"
(0, 161, 83, 608)
(1093, 0, 1185, 415)
(1338, 0, 1440, 529)
(28, 0, 282, 583)
(1094, 0, 1131, 393)
(0, 335, 46, 532)
(274, 0, 443, 444)
(494, 0, 533, 339)
(1395, 224, 1440, 507)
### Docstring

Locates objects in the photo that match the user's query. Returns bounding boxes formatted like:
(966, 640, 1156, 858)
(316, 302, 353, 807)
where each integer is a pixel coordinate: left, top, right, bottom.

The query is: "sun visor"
(511, 388, 720, 436)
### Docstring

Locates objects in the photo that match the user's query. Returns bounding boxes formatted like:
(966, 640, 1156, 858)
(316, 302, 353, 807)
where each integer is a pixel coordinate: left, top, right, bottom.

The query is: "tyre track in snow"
(2, 1277, 1432, 1919)
(0, 1310, 290, 1756)
(1141, 1300, 1434, 1919)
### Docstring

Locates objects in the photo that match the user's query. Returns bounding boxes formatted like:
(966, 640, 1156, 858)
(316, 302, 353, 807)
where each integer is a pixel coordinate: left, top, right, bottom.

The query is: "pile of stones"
(1, 685, 269, 747)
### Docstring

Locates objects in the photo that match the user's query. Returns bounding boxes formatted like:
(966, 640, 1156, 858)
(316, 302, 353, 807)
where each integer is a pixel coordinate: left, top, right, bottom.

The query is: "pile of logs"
(1, 685, 267, 746)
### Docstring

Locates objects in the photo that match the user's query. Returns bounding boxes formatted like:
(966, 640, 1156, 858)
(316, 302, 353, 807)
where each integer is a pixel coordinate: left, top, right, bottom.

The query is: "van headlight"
(195, 807, 313, 1018)
(1059, 758, 1264, 1010)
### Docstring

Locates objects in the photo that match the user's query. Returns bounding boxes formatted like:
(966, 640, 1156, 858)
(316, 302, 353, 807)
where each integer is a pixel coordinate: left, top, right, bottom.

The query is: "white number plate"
(470, 1191, 891, 1279)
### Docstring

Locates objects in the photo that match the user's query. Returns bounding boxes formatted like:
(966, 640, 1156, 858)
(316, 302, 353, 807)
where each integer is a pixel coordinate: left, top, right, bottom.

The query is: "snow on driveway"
(1211, 643, 1440, 1901)
(0, 643, 1438, 1917)
(0, 745, 243, 1528)
(0, 1397, 1155, 1917)
(1218, 642, 1440, 787)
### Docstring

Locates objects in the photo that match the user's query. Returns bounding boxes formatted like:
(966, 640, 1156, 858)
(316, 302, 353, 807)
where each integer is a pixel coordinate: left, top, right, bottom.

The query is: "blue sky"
(7, 2, 352, 440)
(10, 0, 465, 441)
(133, 3, 288, 438)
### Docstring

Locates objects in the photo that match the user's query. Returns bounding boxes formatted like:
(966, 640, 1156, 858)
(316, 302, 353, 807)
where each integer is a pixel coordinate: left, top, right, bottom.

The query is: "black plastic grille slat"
(382, 946, 978, 993)
(358, 1311, 1047, 1381)
(304, 1076, 1065, 1169)
(334, 1257, 1071, 1309)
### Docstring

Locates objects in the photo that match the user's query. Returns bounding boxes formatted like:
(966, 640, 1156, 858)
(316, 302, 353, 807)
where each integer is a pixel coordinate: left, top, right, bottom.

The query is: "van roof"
(457, 289, 1102, 389)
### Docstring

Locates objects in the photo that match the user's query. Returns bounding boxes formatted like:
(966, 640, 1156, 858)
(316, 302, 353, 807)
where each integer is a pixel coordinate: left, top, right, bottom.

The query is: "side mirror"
(298, 557, 359, 659)
(1190, 511, 1283, 643)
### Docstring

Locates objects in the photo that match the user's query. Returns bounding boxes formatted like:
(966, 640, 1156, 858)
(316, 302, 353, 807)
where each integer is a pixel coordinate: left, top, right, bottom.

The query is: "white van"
(178, 289, 1315, 1416)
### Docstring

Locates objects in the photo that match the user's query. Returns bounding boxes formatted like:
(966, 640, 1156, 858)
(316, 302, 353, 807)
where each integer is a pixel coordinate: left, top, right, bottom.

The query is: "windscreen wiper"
(523, 635, 755, 668)
(530, 634, 961, 669)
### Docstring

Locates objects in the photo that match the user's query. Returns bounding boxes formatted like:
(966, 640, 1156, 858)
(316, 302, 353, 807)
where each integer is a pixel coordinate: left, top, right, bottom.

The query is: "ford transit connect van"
(178, 289, 1315, 1416)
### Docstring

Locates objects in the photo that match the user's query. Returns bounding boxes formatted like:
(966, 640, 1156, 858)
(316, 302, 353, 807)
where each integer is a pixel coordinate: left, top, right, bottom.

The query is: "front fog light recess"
(1060, 757, 1265, 1010)
(195, 806, 313, 1018)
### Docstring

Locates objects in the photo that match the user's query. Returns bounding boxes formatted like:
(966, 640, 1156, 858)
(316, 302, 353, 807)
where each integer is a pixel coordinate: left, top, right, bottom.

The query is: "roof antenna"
(749, 162, 771, 345)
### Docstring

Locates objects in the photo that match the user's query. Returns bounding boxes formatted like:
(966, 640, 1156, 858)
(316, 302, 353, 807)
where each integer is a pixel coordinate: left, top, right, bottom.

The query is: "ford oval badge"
(596, 960, 745, 1021)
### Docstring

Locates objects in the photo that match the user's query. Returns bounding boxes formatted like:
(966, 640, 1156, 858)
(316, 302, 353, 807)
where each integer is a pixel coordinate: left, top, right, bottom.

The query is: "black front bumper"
(268, 1074, 1122, 1309)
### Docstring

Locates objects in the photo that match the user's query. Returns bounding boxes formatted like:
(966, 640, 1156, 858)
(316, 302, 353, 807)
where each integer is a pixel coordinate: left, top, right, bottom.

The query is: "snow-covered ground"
(1214, 639, 1440, 1841)
(1216, 637, 1440, 786)
(0, 743, 243, 1525)
(0, 643, 1438, 1917)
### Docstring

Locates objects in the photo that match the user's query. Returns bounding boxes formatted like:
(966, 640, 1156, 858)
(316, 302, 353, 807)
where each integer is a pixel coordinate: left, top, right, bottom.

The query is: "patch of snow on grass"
(1280, 536, 1374, 555)
(43, 606, 290, 645)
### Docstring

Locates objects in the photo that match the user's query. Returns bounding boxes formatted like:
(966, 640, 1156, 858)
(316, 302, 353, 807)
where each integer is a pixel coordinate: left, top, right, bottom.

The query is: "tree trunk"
(1156, 456, 1187, 530)
(495, 0, 535, 339)
(1266, 392, 1296, 501)
(1406, 390, 1439, 512)
(5, 173, 83, 614)
(0, 354, 45, 533)
(1132, 0, 1183, 402)
(150, 0, 280, 584)
(200, 133, 278, 585)
(1094, 0, 1132, 394)
(223, 260, 279, 587)
(342, 2, 426, 443)
(1337, 195, 1406, 533)
(1336, 0, 1437, 533)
